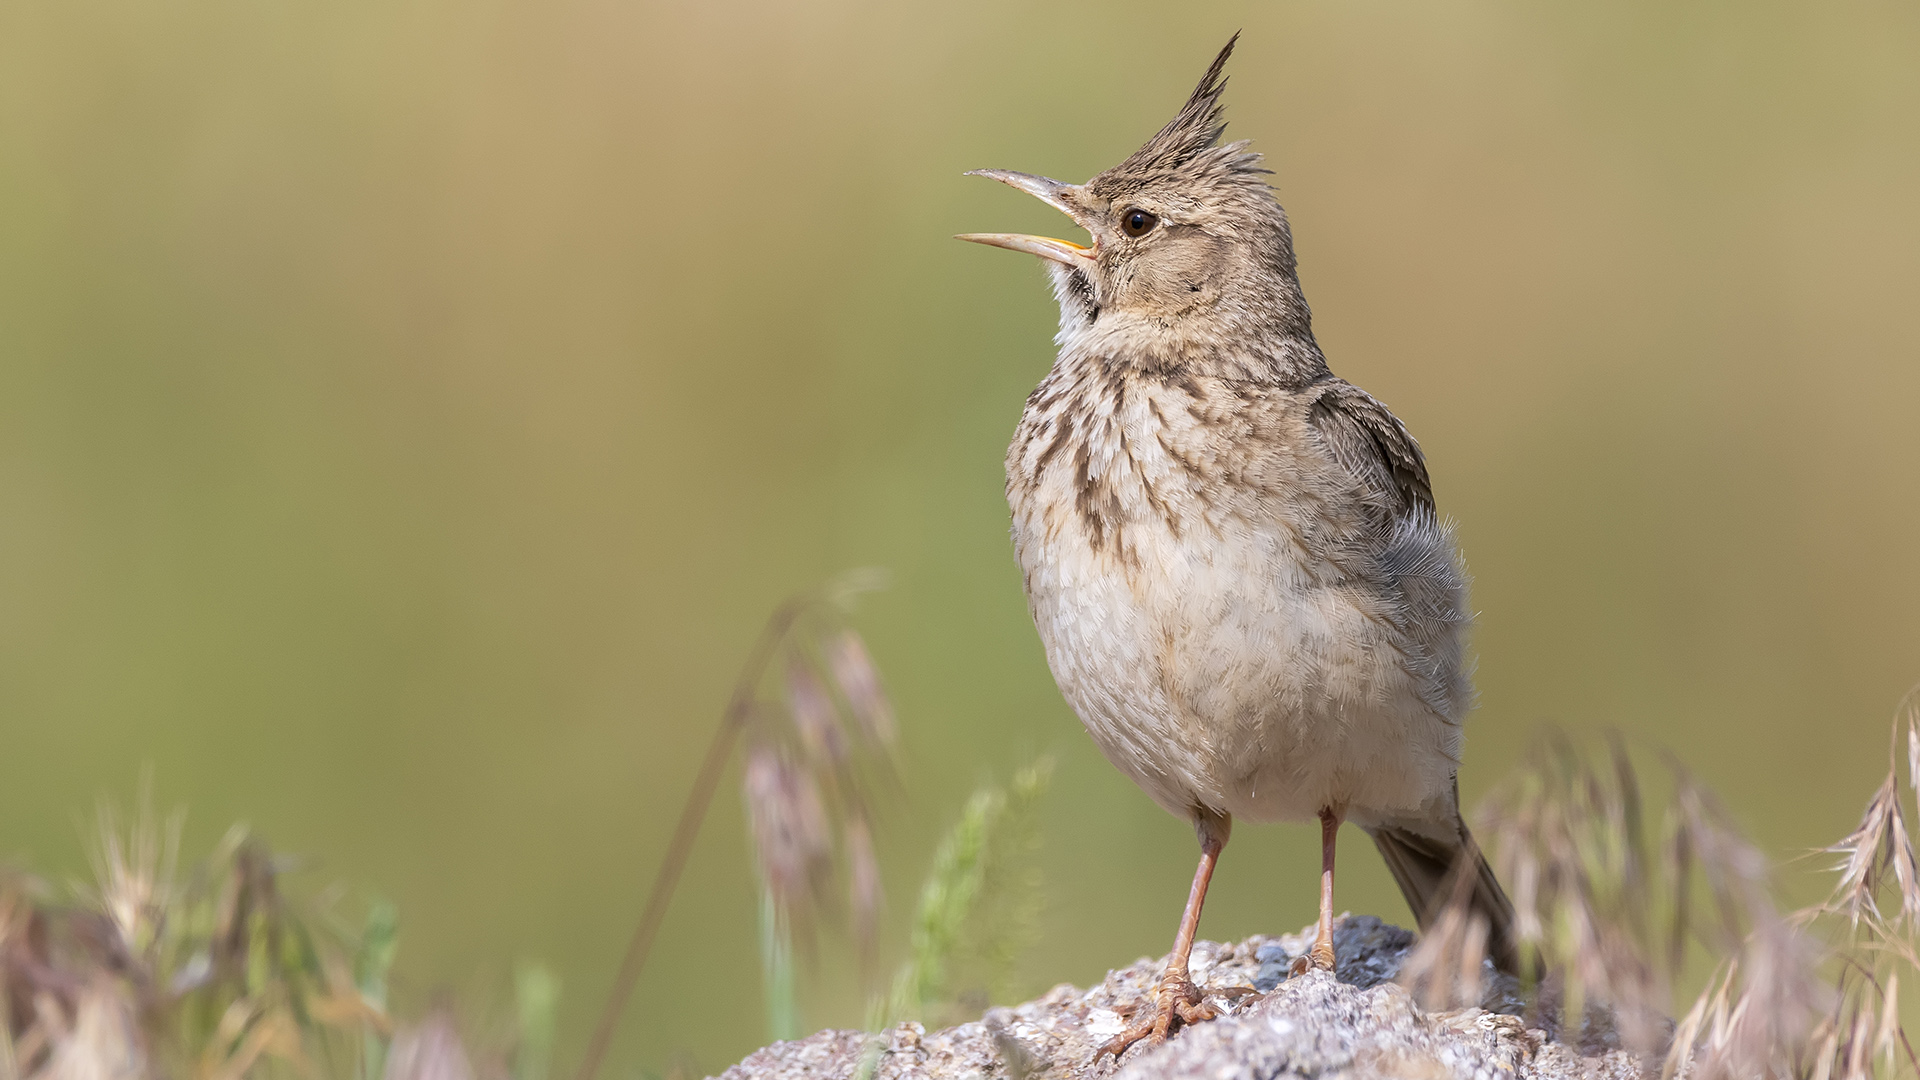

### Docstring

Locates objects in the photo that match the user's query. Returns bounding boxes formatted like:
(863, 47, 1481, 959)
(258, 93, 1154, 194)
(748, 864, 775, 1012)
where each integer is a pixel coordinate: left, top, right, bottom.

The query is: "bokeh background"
(4, 0, 1918, 1073)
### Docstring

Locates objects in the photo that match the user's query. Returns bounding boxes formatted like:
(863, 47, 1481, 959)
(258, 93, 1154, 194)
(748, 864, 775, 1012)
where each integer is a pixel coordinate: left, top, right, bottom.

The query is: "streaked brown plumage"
(959, 35, 1517, 1058)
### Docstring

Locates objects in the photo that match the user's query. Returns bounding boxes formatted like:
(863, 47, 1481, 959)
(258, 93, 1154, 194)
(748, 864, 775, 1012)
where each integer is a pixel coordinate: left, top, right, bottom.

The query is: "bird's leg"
(1096, 809, 1233, 1061)
(1311, 805, 1344, 969)
(1292, 805, 1345, 975)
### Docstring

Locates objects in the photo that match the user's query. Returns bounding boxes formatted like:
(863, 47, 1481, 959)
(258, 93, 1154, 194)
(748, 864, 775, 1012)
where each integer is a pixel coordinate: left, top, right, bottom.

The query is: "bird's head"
(960, 35, 1317, 373)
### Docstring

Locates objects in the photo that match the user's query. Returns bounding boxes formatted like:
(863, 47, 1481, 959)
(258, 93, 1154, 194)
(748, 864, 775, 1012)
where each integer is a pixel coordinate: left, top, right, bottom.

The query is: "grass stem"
(572, 602, 800, 1080)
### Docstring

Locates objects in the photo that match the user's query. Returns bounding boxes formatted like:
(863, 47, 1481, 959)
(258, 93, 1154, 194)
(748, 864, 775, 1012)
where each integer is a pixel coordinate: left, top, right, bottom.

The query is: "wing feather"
(1305, 380, 1434, 517)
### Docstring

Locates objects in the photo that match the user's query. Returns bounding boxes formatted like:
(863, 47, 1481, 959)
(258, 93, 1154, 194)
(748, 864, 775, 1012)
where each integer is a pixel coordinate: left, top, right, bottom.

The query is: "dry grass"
(737, 576, 900, 1041)
(730, 576, 1052, 1036)
(9, 583, 1919, 1080)
(0, 795, 558, 1080)
(1783, 692, 1920, 1080)
(1402, 692, 1920, 1079)
(575, 573, 899, 1080)
(741, 577, 898, 968)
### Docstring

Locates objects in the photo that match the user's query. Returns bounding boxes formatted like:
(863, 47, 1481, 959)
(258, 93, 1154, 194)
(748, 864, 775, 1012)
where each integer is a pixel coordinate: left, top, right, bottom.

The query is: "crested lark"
(958, 36, 1518, 1057)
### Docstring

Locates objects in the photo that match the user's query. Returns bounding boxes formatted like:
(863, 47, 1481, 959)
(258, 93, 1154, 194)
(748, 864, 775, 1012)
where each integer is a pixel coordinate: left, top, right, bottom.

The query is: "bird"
(956, 35, 1518, 1059)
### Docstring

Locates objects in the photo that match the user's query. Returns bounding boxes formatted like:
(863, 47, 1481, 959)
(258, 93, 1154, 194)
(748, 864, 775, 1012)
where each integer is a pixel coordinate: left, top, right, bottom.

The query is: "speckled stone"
(711, 917, 1645, 1080)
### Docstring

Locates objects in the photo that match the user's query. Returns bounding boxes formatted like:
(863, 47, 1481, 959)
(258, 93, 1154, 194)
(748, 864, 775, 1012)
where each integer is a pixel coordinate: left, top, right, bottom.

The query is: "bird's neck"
(1050, 271, 1329, 387)
(1044, 261, 1328, 386)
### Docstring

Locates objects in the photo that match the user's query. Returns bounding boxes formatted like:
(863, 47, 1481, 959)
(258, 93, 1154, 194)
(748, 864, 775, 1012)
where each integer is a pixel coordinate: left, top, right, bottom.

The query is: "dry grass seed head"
(385, 1011, 477, 1080)
(1473, 732, 1820, 1068)
(1480, 736, 1666, 1045)
(740, 586, 899, 964)
(1825, 696, 1920, 932)
(743, 744, 834, 924)
(826, 631, 896, 748)
(3, 804, 429, 1080)
(1659, 697, 1920, 1080)
(1396, 861, 1488, 1012)
(785, 658, 847, 768)
(1784, 693, 1920, 1080)
(84, 794, 181, 966)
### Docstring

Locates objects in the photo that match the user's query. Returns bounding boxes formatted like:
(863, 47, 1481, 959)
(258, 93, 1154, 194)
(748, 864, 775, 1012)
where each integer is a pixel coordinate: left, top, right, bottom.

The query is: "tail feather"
(1365, 813, 1520, 976)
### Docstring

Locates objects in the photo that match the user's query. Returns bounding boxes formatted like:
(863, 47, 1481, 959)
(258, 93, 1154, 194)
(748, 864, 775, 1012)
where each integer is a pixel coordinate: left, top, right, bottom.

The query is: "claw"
(1174, 997, 1217, 1025)
(1287, 942, 1336, 979)
(1092, 970, 1252, 1062)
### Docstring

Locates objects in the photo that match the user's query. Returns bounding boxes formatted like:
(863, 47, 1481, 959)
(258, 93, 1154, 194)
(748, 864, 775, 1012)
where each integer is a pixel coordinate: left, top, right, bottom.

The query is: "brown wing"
(1304, 379, 1434, 517)
(1304, 378, 1470, 720)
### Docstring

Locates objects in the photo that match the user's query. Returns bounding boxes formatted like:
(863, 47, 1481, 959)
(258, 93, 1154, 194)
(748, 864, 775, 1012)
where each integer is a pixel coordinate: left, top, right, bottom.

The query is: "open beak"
(956, 169, 1097, 271)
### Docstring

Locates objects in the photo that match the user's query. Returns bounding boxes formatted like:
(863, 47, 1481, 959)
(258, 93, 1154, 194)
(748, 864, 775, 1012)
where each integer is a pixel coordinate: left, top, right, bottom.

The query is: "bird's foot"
(1287, 941, 1336, 978)
(1096, 970, 1251, 1062)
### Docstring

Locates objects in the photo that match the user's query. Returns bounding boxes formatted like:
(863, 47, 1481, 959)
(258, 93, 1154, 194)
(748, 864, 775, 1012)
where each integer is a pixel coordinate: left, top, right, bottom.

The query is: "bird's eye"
(1120, 208, 1159, 238)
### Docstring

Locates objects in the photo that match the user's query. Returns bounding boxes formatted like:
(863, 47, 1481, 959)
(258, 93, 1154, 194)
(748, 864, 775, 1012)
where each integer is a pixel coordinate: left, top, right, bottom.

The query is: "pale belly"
(1015, 510, 1462, 826)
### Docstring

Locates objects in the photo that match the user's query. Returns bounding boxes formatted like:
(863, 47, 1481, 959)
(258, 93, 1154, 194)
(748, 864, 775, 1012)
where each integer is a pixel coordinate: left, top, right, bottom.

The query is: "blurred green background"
(3, 0, 1918, 1073)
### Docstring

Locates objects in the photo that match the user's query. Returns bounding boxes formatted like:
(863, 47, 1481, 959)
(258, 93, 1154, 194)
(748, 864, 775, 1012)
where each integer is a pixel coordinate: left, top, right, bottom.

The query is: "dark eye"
(1120, 208, 1158, 238)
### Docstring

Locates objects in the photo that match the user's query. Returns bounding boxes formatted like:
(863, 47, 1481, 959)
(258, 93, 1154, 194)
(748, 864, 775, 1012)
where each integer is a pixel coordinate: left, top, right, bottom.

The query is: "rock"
(712, 916, 1646, 1080)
